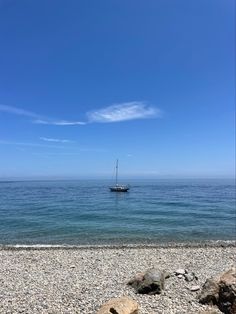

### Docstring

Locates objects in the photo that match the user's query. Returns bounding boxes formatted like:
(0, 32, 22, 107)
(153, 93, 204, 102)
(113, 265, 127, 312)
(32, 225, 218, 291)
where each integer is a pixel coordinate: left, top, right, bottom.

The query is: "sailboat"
(109, 159, 130, 192)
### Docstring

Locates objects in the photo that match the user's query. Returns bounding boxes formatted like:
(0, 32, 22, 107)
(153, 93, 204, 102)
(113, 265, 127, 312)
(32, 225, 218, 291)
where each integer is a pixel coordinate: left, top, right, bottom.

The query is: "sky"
(0, 0, 235, 179)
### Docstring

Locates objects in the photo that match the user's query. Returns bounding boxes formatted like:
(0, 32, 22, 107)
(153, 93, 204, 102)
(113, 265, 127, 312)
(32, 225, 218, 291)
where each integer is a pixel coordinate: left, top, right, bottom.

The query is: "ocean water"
(0, 179, 235, 245)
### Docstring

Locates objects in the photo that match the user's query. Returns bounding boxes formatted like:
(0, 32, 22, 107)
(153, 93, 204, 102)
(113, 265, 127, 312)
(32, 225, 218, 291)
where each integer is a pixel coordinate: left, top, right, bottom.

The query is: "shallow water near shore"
(0, 179, 235, 245)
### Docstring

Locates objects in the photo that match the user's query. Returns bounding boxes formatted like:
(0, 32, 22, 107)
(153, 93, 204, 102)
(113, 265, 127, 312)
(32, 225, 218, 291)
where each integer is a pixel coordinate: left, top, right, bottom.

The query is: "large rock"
(128, 268, 168, 295)
(198, 267, 236, 314)
(198, 278, 220, 305)
(197, 310, 221, 314)
(97, 297, 139, 314)
(218, 268, 236, 314)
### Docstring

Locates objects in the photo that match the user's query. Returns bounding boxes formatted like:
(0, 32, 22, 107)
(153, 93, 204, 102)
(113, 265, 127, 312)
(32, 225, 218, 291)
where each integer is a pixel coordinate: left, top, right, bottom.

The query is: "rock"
(127, 272, 145, 289)
(96, 297, 139, 314)
(185, 272, 197, 282)
(197, 310, 220, 314)
(164, 271, 171, 279)
(177, 274, 184, 279)
(175, 269, 187, 276)
(220, 268, 236, 285)
(198, 278, 220, 305)
(190, 285, 200, 292)
(198, 267, 236, 314)
(218, 267, 236, 314)
(128, 268, 168, 295)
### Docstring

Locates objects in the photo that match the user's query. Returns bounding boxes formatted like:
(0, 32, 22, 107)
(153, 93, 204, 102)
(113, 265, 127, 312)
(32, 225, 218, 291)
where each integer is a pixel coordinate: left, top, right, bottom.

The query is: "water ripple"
(0, 179, 235, 244)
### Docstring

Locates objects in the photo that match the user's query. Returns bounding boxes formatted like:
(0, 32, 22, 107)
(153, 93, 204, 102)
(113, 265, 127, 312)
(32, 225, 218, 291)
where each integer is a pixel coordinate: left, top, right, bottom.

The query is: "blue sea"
(0, 179, 235, 245)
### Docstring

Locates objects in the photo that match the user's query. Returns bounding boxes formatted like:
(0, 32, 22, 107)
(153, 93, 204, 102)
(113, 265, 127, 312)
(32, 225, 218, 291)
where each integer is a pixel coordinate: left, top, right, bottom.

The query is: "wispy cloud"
(32, 152, 81, 156)
(34, 120, 86, 125)
(87, 101, 160, 123)
(0, 140, 65, 149)
(0, 139, 107, 153)
(0, 104, 40, 118)
(0, 104, 86, 126)
(39, 137, 74, 143)
(1, 102, 161, 126)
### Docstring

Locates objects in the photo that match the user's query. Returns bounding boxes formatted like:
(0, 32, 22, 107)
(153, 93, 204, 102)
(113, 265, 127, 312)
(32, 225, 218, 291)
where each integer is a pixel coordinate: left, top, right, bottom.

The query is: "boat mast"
(116, 159, 118, 185)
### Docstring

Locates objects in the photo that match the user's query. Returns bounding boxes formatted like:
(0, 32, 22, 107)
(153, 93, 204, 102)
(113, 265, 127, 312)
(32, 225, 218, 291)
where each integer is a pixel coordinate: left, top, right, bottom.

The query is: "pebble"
(184, 272, 196, 282)
(190, 285, 201, 292)
(0, 244, 235, 314)
(175, 269, 186, 275)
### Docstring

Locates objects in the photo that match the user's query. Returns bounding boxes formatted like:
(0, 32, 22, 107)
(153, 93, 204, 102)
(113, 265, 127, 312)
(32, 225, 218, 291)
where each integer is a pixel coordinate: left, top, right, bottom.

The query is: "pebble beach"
(0, 242, 235, 314)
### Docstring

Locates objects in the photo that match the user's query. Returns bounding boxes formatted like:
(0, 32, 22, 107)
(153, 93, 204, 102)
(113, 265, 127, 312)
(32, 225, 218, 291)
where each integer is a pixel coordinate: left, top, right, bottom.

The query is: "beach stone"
(128, 268, 167, 295)
(127, 272, 145, 289)
(198, 278, 220, 305)
(96, 297, 139, 314)
(190, 285, 200, 292)
(185, 272, 197, 282)
(197, 310, 221, 314)
(175, 269, 186, 276)
(199, 267, 236, 314)
(218, 267, 236, 314)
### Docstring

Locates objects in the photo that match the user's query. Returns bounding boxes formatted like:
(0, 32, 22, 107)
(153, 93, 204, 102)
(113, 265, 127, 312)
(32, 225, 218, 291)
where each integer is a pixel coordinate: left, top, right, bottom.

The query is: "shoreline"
(0, 239, 235, 250)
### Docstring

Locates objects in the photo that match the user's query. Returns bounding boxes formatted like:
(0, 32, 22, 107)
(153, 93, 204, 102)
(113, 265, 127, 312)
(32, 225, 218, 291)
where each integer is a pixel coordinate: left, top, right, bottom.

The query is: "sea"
(0, 179, 235, 246)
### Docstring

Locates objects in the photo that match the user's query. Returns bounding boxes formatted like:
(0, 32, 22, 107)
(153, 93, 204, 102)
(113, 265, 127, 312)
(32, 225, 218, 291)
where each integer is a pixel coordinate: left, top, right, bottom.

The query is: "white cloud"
(0, 139, 107, 153)
(1, 102, 161, 126)
(34, 119, 86, 125)
(87, 101, 160, 123)
(0, 104, 86, 126)
(0, 140, 65, 149)
(0, 104, 40, 118)
(32, 152, 80, 156)
(39, 137, 74, 143)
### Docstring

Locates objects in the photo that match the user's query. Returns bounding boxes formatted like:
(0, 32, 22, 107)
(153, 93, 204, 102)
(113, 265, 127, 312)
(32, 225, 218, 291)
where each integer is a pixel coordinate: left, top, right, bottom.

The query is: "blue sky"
(0, 0, 235, 179)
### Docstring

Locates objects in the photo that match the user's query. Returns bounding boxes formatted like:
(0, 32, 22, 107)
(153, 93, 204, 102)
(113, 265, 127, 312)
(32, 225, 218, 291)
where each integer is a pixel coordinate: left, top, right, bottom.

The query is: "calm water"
(0, 179, 235, 245)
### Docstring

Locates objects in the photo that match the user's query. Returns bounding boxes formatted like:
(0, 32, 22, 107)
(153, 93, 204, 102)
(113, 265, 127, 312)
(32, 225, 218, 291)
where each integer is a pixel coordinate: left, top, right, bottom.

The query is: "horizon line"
(0, 176, 234, 182)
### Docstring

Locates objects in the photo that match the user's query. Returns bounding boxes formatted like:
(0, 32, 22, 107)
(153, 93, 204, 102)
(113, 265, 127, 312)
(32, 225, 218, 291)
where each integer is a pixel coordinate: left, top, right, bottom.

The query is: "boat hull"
(109, 186, 129, 192)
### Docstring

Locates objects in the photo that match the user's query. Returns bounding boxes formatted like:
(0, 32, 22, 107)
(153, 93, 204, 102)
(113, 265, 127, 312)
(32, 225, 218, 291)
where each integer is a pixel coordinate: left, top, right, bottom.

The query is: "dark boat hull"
(110, 186, 129, 192)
